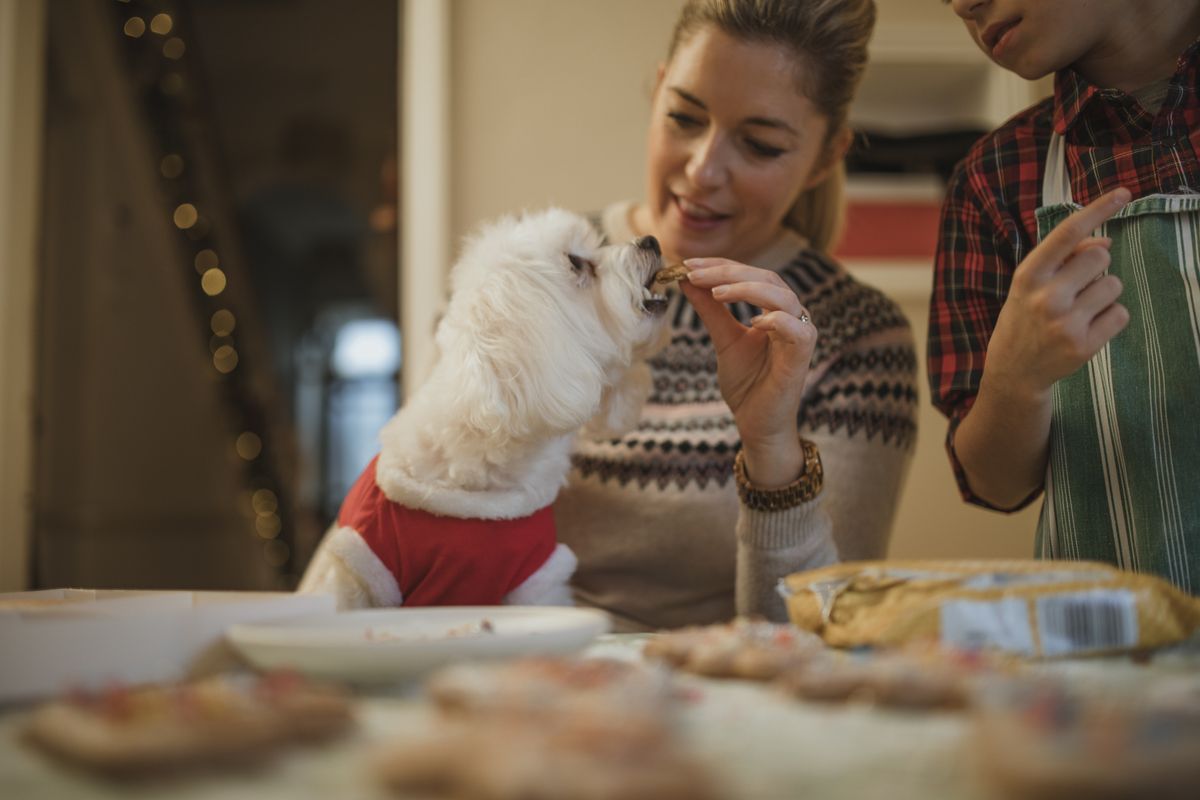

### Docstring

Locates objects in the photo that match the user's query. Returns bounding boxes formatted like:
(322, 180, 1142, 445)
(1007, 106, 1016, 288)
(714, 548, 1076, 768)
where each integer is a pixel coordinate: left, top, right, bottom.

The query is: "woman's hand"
(681, 257, 817, 488)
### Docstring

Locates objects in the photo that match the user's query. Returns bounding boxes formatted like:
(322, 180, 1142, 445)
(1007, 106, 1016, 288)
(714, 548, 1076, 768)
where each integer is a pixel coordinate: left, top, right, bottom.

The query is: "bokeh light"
(213, 344, 239, 373)
(235, 431, 262, 460)
(255, 514, 282, 539)
(210, 309, 236, 336)
(149, 13, 174, 35)
(194, 248, 219, 273)
(201, 268, 227, 296)
(252, 489, 279, 515)
(173, 203, 198, 229)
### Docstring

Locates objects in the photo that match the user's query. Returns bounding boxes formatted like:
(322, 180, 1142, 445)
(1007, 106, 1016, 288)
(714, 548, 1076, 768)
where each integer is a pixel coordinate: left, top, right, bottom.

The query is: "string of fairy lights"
(112, 0, 295, 583)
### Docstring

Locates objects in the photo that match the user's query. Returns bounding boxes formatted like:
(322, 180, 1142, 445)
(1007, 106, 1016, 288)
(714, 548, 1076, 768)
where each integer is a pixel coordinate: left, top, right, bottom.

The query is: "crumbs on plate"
(364, 619, 495, 643)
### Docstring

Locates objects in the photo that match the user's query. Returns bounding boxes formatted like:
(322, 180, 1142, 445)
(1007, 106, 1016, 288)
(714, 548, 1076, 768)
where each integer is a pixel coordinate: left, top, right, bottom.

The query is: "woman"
(555, 0, 918, 631)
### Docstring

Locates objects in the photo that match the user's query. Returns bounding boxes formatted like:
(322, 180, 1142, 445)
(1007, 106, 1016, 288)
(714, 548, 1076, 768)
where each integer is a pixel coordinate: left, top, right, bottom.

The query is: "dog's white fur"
(299, 208, 670, 608)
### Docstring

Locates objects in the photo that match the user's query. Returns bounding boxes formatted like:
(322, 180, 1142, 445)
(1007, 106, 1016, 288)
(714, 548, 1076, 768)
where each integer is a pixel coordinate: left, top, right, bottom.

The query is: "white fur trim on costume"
(298, 525, 403, 609)
(374, 437, 571, 520)
(503, 543, 577, 606)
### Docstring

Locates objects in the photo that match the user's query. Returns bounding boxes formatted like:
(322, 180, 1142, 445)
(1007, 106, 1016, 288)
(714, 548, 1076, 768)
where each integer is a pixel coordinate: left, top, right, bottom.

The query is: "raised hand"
(985, 187, 1132, 399)
(681, 257, 817, 488)
(954, 186, 1133, 508)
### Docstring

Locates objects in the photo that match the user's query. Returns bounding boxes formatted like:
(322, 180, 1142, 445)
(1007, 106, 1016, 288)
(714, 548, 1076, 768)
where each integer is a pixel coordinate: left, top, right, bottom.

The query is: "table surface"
(2, 634, 1197, 800)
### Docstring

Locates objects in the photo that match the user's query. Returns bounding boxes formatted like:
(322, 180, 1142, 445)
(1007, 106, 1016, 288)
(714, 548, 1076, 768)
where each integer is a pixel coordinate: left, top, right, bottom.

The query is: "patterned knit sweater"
(554, 202, 918, 632)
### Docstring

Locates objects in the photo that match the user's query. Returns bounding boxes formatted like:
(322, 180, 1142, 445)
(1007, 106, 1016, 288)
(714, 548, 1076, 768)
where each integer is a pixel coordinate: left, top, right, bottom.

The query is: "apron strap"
(1042, 132, 1074, 207)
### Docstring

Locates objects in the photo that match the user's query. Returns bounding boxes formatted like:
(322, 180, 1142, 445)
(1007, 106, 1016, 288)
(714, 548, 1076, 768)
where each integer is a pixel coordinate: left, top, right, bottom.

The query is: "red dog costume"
(310, 456, 576, 607)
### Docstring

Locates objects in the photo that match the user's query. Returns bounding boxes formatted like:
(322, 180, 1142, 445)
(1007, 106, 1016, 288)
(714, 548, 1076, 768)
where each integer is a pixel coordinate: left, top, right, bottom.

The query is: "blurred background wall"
(0, 0, 45, 591)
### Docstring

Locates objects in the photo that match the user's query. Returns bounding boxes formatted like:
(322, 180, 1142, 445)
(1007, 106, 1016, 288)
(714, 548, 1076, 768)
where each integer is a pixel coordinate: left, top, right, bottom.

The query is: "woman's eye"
(745, 138, 785, 158)
(667, 111, 701, 129)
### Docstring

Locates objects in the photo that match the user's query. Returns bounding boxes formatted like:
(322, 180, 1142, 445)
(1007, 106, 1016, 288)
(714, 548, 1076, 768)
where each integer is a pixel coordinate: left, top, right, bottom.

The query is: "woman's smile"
(672, 194, 731, 231)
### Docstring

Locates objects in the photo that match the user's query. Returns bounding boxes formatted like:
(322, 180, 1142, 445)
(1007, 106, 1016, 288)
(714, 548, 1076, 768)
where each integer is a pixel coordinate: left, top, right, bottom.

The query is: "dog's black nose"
(635, 235, 661, 256)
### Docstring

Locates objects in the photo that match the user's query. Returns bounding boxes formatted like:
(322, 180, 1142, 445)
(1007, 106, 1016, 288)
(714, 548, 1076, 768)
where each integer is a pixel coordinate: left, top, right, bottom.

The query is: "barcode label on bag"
(1036, 590, 1138, 656)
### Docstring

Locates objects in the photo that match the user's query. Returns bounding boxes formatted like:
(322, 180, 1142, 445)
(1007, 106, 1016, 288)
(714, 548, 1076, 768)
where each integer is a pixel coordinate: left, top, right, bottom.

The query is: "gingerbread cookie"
(379, 656, 721, 799)
(22, 672, 353, 776)
(779, 645, 1005, 710)
(643, 618, 826, 681)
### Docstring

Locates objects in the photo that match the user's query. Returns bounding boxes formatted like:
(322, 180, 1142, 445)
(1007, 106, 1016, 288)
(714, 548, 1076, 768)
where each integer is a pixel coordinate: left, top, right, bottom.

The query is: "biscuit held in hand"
(651, 262, 689, 292)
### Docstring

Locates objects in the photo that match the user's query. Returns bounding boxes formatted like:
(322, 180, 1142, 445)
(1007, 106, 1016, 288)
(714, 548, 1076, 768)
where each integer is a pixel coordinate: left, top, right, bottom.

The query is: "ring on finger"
(798, 312, 811, 324)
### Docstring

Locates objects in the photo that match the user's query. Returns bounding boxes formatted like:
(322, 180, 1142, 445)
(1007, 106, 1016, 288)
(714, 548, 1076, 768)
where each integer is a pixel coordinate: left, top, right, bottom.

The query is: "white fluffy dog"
(299, 209, 671, 609)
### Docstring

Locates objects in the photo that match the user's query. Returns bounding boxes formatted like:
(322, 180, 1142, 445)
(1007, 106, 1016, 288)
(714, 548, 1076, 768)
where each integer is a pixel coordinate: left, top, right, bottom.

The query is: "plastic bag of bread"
(779, 559, 1200, 658)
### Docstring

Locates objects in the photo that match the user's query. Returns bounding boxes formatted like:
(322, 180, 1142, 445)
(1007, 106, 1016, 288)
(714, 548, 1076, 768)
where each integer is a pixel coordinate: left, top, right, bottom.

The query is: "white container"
(0, 589, 335, 703)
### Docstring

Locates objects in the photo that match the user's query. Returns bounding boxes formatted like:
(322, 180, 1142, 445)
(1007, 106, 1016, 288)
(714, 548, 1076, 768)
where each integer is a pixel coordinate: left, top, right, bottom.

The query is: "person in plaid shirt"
(931, 0, 1200, 594)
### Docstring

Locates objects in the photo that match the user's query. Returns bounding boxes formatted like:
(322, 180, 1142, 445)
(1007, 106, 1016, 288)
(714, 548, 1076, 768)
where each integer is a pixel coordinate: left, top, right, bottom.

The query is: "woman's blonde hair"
(666, 0, 875, 253)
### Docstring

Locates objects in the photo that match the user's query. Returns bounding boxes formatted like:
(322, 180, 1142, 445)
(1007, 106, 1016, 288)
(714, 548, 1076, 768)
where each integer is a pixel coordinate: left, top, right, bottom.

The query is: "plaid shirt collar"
(1052, 37, 1200, 135)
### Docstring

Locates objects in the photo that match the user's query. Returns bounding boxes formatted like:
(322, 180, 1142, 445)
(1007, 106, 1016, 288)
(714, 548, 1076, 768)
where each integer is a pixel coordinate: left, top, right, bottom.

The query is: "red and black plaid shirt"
(929, 39, 1200, 509)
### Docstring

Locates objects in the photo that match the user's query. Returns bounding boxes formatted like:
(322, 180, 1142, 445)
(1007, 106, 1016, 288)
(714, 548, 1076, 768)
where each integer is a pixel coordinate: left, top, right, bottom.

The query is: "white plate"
(226, 606, 611, 683)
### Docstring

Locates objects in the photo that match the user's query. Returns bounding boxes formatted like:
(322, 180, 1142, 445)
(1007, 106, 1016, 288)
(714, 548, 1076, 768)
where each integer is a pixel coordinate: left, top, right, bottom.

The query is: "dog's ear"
(567, 252, 596, 288)
(448, 277, 608, 441)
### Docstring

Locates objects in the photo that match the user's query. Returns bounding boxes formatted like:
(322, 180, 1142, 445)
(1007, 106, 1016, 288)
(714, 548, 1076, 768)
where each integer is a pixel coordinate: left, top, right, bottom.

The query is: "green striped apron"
(1035, 132, 1200, 595)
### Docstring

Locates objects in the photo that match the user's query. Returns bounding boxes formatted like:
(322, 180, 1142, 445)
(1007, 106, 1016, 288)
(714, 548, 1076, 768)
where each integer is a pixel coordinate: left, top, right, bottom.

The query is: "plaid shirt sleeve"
(927, 117, 1046, 511)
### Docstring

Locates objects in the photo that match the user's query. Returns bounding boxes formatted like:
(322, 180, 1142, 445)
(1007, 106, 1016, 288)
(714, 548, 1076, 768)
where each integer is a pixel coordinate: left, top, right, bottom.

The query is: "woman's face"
(636, 26, 834, 264)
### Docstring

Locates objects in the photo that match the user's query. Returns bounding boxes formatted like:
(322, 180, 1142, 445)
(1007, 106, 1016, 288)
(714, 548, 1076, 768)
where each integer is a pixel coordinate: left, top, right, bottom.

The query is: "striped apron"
(1035, 132, 1200, 595)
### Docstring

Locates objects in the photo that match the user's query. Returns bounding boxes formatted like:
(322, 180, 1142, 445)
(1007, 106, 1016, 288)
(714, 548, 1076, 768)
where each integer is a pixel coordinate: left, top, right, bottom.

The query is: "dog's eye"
(567, 253, 596, 274)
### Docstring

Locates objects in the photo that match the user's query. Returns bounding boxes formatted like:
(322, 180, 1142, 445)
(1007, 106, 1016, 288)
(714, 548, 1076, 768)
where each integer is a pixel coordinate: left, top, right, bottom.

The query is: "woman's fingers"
(678, 279, 745, 351)
(686, 258, 789, 289)
(687, 260, 803, 317)
(681, 257, 805, 343)
(684, 255, 775, 275)
(750, 309, 817, 350)
(708, 280, 804, 316)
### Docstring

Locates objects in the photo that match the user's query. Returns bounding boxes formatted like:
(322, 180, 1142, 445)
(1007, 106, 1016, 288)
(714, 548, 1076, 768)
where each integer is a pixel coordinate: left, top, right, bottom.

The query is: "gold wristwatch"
(732, 439, 824, 512)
